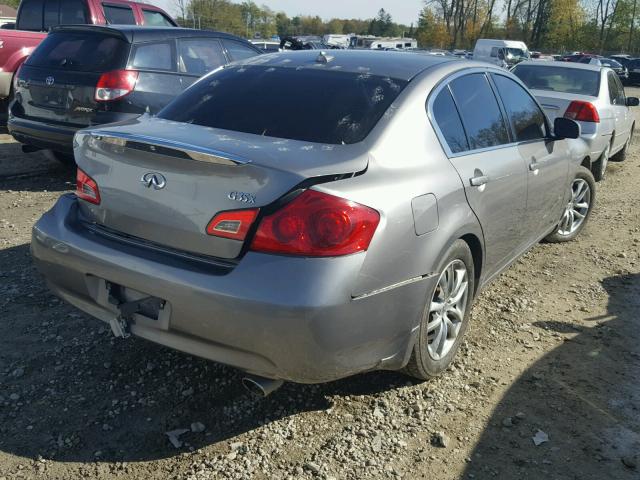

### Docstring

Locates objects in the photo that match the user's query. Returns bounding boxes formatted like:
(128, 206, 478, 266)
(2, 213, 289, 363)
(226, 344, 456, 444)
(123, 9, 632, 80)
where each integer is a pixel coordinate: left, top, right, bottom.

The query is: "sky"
(153, 0, 425, 26)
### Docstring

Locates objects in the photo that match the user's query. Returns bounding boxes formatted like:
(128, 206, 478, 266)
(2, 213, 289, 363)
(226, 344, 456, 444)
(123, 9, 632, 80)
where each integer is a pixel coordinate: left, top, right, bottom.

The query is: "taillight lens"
(251, 190, 380, 257)
(95, 69, 139, 102)
(76, 168, 100, 204)
(206, 209, 259, 241)
(564, 101, 600, 123)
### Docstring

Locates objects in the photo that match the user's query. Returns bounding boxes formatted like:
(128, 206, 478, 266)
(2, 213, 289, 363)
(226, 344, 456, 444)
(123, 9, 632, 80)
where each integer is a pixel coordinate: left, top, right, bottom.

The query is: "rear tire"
(611, 125, 633, 162)
(545, 166, 596, 243)
(44, 150, 75, 167)
(404, 240, 475, 380)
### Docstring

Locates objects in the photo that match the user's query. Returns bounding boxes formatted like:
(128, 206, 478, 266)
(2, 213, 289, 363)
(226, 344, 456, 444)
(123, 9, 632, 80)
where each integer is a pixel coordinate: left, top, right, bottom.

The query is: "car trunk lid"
(531, 89, 597, 122)
(74, 117, 369, 260)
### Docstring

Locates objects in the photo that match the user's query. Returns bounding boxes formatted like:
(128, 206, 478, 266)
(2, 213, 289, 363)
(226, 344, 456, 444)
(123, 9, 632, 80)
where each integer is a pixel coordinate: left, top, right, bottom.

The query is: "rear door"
(491, 73, 569, 238)
(177, 37, 227, 89)
(432, 72, 528, 278)
(128, 39, 181, 113)
(607, 71, 630, 151)
(15, 30, 129, 125)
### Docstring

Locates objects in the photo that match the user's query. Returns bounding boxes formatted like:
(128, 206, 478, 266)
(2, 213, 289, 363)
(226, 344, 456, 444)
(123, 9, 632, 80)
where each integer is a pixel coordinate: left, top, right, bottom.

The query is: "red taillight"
(206, 209, 259, 241)
(564, 101, 600, 123)
(95, 69, 139, 102)
(250, 190, 380, 257)
(76, 168, 100, 204)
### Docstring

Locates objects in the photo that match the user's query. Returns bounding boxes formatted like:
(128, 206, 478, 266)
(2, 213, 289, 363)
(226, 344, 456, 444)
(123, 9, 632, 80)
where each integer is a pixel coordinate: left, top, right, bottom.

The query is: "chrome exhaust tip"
(241, 375, 284, 397)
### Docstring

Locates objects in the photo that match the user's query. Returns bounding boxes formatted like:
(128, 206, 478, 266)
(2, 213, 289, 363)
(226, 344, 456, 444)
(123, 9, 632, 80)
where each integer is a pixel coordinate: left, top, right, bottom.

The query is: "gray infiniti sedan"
(31, 51, 592, 393)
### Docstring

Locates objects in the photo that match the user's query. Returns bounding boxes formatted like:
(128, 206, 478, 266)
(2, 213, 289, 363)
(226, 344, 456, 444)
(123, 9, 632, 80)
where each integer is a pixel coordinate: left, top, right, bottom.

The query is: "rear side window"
(25, 32, 129, 72)
(103, 4, 136, 24)
(493, 75, 546, 141)
(179, 38, 226, 75)
(132, 42, 175, 71)
(432, 87, 469, 153)
(449, 73, 510, 150)
(142, 9, 174, 26)
(17, 0, 44, 31)
(222, 40, 259, 61)
(158, 66, 408, 144)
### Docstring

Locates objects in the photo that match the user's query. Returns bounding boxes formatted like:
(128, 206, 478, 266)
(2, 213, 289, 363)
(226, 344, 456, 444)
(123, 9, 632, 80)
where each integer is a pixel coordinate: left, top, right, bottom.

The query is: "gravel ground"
(1, 92, 639, 480)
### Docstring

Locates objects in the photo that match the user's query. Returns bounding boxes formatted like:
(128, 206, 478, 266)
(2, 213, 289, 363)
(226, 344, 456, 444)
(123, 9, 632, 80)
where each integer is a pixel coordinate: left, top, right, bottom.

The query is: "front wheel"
(545, 166, 596, 243)
(404, 240, 475, 380)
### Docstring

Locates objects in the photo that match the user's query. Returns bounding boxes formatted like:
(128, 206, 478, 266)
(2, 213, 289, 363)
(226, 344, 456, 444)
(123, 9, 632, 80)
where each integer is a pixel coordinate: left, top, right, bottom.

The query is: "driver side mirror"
(553, 117, 581, 140)
(626, 97, 639, 107)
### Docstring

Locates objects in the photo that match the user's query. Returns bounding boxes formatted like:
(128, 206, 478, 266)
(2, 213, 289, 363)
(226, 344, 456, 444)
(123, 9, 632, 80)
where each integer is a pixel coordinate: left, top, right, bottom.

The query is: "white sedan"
(513, 61, 638, 181)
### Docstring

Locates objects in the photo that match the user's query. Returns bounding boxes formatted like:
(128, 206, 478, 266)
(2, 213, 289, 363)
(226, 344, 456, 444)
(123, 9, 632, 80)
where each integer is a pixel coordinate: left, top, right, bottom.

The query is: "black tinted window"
(222, 40, 259, 61)
(26, 32, 129, 71)
(493, 75, 546, 141)
(132, 42, 175, 71)
(449, 73, 510, 150)
(179, 38, 226, 75)
(513, 65, 600, 96)
(432, 87, 469, 153)
(608, 72, 626, 105)
(17, 0, 44, 31)
(59, 0, 88, 24)
(103, 4, 135, 24)
(142, 9, 173, 26)
(43, 0, 59, 29)
(159, 66, 408, 144)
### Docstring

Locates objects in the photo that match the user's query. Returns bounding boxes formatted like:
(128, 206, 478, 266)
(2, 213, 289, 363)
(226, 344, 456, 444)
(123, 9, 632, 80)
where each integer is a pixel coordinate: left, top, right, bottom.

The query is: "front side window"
(103, 4, 136, 24)
(142, 9, 173, 26)
(432, 87, 469, 153)
(17, 0, 44, 31)
(132, 42, 175, 71)
(449, 73, 510, 150)
(493, 74, 546, 141)
(179, 38, 226, 75)
(158, 66, 408, 145)
(608, 72, 621, 104)
(222, 40, 259, 62)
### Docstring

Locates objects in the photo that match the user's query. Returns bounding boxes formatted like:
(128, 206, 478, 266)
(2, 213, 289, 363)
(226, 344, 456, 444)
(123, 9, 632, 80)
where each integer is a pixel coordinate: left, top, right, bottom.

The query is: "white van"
(473, 39, 530, 68)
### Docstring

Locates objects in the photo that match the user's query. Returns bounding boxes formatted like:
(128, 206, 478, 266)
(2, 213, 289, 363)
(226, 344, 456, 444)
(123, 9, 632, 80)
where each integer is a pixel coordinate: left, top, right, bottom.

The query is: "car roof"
(51, 25, 247, 44)
(516, 60, 602, 72)
(236, 50, 458, 81)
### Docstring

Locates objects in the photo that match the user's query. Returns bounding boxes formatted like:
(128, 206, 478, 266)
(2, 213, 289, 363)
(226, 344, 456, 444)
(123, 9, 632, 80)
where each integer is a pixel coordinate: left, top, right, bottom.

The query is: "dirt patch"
(0, 95, 639, 480)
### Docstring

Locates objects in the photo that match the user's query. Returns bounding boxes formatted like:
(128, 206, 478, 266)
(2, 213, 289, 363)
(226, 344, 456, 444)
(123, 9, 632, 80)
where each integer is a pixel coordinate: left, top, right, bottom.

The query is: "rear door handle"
(529, 161, 540, 171)
(470, 175, 489, 187)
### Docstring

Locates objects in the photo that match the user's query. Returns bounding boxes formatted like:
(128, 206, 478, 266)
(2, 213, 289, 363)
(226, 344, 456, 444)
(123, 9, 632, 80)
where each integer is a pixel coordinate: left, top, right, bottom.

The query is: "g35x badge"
(228, 191, 256, 204)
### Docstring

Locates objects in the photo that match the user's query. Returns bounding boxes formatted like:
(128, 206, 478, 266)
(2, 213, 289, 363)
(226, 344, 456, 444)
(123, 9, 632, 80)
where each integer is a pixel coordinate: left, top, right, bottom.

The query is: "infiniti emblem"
(141, 172, 167, 190)
(45, 76, 55, 86)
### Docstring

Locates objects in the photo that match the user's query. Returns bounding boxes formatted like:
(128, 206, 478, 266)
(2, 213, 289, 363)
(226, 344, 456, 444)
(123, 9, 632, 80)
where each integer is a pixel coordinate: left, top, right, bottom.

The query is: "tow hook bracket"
(105, 281, 165, 338)
(110, 315, 131, 339)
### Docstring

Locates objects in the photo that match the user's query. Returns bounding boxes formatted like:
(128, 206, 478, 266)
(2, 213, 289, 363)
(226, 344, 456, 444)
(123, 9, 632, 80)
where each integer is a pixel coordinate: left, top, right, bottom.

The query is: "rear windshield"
(512, 65, 600, 96)
(26, 32, 129, 72)
(158, 65, 408, 144)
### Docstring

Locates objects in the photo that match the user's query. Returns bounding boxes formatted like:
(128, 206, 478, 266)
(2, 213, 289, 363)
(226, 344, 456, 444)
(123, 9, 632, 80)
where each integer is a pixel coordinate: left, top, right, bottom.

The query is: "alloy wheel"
(427, 259, 469, 360)
(558, 178, 591, 236)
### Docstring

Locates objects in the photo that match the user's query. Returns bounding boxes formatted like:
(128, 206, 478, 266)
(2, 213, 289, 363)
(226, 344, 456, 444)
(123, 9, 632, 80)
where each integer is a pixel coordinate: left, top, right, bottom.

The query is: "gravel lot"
(1, 91, 639, 480)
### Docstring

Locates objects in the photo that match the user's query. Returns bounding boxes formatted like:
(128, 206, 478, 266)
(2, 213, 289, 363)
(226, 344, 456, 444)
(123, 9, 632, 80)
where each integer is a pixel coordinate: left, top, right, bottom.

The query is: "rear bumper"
(31, 195, 431, 383)
(7, 105, 140, 153)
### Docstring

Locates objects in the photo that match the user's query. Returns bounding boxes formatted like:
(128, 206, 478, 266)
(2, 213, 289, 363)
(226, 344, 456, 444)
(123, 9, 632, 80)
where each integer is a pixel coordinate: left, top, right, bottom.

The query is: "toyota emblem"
(45, 76, 55, 86)
(140, 172, 167, 190)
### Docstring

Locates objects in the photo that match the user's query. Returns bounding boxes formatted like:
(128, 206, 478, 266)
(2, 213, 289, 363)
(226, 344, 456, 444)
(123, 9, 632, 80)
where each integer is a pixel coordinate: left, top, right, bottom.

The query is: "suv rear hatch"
(15, 29, 130, 126)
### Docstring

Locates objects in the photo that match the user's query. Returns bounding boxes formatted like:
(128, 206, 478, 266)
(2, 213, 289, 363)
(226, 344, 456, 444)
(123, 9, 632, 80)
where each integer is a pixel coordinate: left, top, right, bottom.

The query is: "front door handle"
(529, 161, 540, 171)
(470, 175, 489, 187)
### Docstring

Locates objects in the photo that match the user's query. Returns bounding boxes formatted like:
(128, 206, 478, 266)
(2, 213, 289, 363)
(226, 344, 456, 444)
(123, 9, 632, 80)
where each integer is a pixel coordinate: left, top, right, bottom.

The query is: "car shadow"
(463, 273, 640, 479)
(0, 242, 413, 464)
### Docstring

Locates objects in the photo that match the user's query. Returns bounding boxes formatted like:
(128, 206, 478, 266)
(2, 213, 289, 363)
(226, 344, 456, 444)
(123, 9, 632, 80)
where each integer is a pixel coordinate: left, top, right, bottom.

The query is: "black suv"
(8, 25, 262, 163)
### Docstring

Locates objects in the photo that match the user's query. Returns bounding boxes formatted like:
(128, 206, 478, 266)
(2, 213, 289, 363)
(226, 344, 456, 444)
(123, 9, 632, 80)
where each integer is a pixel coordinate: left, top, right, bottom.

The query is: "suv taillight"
(76, 168, 100, 204)
(250, 190, 380, 257)
(95, 70, 139, 102)
(564, 101, 600, 123)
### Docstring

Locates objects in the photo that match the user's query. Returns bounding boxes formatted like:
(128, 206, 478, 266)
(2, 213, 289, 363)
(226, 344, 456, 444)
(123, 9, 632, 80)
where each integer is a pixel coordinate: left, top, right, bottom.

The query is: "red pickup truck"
(0, 0, 176, 111)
